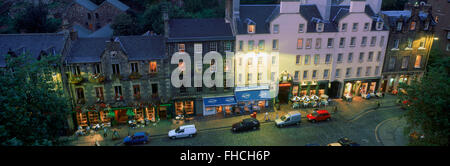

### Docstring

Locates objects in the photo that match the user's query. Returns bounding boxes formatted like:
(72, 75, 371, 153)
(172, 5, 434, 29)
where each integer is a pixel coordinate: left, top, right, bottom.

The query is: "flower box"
(70, 75, 83, 84)
(129, 72, 142, 80)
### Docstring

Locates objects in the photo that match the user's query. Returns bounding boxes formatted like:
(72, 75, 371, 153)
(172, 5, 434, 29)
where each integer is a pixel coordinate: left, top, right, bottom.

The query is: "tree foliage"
(0, 53, 71, 146)
(398, 56, 450, 146)
(14, 3, 61, 33)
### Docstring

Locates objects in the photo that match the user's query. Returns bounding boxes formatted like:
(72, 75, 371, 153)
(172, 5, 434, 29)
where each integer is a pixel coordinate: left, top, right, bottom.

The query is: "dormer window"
(273, 24, 279, 34)
(376, 22, 383, 30)
(396, 22, 403, 31)
(410, 21, 416, 31)
(248, 24, 256, 33)
(316, 23, 324, 32)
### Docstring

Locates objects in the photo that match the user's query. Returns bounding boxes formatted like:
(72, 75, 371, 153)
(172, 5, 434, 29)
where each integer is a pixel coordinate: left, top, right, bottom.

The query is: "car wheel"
(326, 118, 331, 121)
(189, 134, 193, 138)
(253, 126, 257, 130)
(312, 120, 316, 123)
(170, 136, 175, 140)
(232, 128, 236, 132)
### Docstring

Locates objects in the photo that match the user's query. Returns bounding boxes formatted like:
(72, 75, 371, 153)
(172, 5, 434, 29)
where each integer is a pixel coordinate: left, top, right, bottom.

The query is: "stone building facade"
(380, 1, 435, 93)
(166, 18, 235, 117)
(65, 35, 170, 127)
(64, 0, 129, 31)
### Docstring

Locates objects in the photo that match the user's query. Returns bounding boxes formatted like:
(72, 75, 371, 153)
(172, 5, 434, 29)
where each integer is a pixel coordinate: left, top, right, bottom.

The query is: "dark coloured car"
(337, 137, 360, 146)
(231, 118, 260, 132)
(123, 132, 149, 145)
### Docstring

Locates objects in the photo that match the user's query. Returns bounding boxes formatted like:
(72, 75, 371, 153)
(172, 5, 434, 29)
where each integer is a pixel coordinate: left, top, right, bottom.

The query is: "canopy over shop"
(203, 96, 237, 116)
(235, 89, 272, 113)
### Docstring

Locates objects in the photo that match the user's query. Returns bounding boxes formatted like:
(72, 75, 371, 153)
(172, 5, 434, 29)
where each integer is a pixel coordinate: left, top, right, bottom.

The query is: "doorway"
(278, 86, 290, 104)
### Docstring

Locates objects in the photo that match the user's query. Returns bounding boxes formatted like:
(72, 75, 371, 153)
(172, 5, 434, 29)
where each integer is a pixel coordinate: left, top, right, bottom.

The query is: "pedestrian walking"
(264, 112, 270, 121)
(376, 101, 381, 110)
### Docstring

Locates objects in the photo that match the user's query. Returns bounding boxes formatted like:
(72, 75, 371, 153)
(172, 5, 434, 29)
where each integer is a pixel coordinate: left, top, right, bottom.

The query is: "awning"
(203, 96, 237, 107)
(235, 90, 272, 102)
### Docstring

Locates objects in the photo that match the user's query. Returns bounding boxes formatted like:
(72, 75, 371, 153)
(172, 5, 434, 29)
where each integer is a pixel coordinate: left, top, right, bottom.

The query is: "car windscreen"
(311, 112, 318, 117)
(175, 127, 181, 133)
(281, 115, 287, 121)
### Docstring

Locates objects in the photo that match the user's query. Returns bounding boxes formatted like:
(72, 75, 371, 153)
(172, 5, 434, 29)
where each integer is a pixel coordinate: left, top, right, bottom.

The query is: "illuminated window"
(410, 22, 416, 30)
(414, 55, 422, 68)
(305, 38, 312, 49)
(178, 44, 185, 52)
(248, 24, 255, 33)
(297, 38, 303, 49)
(149, 61, 157, 73)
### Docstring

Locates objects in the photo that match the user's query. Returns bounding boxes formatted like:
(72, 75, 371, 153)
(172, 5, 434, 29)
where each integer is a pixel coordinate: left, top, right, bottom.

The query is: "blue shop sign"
(235, 90, 272, 102)
(203, 96, 237, 107)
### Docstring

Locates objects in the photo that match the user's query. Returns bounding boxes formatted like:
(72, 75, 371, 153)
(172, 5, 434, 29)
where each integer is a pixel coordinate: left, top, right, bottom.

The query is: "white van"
(168, 124, 197, 139)
(275, 111, 301, 127)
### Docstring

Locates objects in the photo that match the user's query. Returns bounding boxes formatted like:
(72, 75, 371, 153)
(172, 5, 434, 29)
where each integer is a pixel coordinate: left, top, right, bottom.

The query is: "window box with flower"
(115, 95, 124, 101)
(89, 73, 105, 83)
(70, 74, 83, 84)
(129, 72, 142, 80)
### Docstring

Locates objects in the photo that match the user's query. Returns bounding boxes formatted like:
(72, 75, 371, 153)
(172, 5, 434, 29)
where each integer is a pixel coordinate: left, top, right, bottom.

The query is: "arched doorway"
(329, 81, 341, 98)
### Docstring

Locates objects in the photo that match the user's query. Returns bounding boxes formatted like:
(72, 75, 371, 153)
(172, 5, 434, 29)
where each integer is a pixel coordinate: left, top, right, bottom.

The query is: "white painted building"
(227, 0, 389, 102)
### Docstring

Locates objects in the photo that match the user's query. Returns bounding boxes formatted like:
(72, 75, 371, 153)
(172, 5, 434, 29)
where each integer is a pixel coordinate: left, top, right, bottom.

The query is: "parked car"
(232, 118, 260, 132)
(168, 124, 197, 139)
(123, 132, 149, 145)
(275, 111, 301, 127)
(337, 137, 360, 146)
(307, 110, 331, 123)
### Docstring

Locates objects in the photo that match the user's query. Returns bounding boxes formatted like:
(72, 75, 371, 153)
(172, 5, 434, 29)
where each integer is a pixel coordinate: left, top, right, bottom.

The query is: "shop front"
(343, 78, 380, 98)
(235, 90, 272, 114)
(174, 100, 195, 117)
(202, 96, 237, 116)
(294, 81, 329, 97)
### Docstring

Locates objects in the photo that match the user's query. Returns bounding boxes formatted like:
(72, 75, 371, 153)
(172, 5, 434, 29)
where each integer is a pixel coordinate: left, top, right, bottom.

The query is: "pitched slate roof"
(74, 0, 129, 12)
(381, 10, 433, 27)
(237, 4, 279, 34)
(66, 36, 165, 64)
(0, 33, 67, 67)
(75, 0, 98, 11)
(117, 36, 166, 61)
(88, 24, 114, 38)
(105, 0, 129, 12)
(168, 18, 234, 42)
(66, 38, 109, 63)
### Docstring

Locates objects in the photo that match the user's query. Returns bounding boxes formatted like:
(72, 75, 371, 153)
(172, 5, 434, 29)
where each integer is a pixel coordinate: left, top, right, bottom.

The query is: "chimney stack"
(350, 0, 366, 13)
(280, 0, 300, 14)
(162, 3, 169, 38)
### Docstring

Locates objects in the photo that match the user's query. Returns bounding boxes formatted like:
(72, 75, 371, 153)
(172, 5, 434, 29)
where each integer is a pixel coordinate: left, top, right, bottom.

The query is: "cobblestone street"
(63, 94, 407, 146)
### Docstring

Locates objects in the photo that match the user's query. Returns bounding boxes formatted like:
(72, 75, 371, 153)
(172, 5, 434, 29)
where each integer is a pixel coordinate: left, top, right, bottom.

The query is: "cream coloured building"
(228, 0, 389, 102)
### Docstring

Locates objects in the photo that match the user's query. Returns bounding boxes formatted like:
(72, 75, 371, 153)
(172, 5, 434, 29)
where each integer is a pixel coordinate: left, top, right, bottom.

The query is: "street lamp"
(433, 37, 439, 40)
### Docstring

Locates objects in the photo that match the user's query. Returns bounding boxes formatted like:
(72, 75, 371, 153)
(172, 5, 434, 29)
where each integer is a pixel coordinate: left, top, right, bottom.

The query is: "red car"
(307, 110, 331, 123)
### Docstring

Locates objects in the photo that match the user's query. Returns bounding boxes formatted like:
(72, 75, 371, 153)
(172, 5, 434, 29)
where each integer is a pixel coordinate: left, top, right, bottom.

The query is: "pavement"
(62, 94, 407, 146)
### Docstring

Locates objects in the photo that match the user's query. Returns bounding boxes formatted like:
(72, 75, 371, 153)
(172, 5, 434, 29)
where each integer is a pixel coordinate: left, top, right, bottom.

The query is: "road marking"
(348, 105, 399, 123)
(374, 118, 397, 146)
